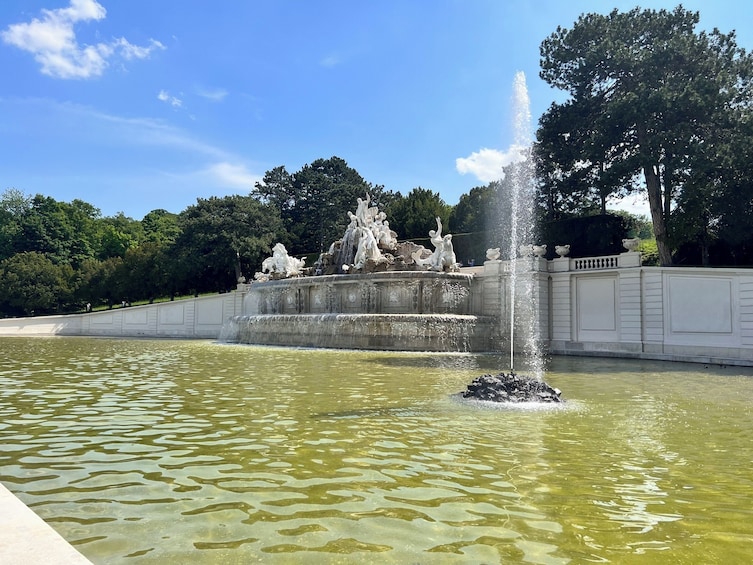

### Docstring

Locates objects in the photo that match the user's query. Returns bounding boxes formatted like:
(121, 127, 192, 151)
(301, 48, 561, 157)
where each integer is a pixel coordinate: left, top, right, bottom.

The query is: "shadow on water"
(551, 353, 753, 377)
(311, 405, 433, 420)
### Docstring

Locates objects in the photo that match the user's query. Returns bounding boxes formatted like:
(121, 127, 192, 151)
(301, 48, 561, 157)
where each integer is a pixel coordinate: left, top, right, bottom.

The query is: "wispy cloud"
(1, 0, 164, 79)
(116, 37, 164, 60)
(0, 97, 264, 212)
(63, 101, 262, 188)
(206, 162, 261, 188)
(319, 54, 341, 68)
(157, 89, 183, 108)
(455, 145, 527, 183)
(196, 87, 228, 102)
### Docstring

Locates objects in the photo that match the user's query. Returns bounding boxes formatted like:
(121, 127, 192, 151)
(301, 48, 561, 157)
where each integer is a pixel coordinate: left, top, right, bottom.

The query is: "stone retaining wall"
(2, 258, 753, 365)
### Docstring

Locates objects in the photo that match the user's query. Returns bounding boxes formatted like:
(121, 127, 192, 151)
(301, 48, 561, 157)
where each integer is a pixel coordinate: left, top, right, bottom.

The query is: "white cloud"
(157, 90, 182, 108)
(320, 54, 340, 68)
(115, 37, 165, 60)
(207, 162, 261, 188)
(196, 87, 228, 102)
(1, 0, 164, 79)
(608, 194, 651, 217)
(455, 145, 527, 183)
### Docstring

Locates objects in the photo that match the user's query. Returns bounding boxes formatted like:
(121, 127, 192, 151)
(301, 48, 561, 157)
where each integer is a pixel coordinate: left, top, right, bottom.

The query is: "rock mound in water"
(460, 372, 563, 403)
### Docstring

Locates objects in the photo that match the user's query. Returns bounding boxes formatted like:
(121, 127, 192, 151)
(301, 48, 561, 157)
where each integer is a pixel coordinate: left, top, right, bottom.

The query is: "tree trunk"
(234, 251, 242, 282)
(701, 242, 710, 266)
(643, 163, 673, 266)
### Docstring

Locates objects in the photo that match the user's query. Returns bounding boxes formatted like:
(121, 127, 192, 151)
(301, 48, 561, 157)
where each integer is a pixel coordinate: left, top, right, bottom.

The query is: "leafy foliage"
(541, 213, 632, 259)
(254, 157, 392, 256)
(385, 187, 451, 242)
(172, 195, 284, 293)
(538, 6, 753, 265)
(0, 252, 73, 315)
(449, 183, 496, 265)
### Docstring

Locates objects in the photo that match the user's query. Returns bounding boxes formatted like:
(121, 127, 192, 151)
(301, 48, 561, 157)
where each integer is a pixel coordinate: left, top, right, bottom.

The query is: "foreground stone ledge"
(0, 482, 93, 565)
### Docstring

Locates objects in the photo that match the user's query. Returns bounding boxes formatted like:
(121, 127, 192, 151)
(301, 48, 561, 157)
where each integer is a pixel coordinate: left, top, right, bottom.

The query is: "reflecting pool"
(1, 336, 753, 564)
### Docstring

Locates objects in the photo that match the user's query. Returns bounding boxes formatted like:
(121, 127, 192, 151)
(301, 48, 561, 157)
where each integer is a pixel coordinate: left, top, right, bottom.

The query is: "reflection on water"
(2, 337, 753, 563)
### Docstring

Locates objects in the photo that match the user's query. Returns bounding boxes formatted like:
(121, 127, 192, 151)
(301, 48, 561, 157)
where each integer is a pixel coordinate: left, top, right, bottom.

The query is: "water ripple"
(2, 338, 753, 563)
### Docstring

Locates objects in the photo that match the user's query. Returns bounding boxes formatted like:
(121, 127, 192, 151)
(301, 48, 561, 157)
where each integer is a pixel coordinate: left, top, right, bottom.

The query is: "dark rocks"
(459, 372, 563, 403)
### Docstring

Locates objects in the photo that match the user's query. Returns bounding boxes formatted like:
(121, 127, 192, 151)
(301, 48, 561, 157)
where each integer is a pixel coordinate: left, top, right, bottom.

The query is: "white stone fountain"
(222, 195, 497, 352)
(222, 73, 551, 360)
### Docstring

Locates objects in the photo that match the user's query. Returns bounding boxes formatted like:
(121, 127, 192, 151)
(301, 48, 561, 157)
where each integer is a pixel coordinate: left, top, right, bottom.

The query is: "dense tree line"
(4, 6, 753, 315)
(0, 157, 463, 317)
(0, 157, 646, 317)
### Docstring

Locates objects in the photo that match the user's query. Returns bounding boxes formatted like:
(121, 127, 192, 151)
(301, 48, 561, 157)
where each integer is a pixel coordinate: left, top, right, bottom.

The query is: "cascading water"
(501, 71, 544, 379)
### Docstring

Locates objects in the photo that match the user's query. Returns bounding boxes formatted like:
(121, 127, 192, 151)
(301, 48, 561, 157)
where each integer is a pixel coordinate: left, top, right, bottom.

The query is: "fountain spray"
(505, 72, 542, 377)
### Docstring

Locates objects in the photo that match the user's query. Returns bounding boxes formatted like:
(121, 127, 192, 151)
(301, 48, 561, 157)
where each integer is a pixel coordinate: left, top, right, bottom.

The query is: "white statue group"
(253, 242, 306, 281)
(347, 193, 398, 270)
(412, 216, 458, 272)
(256, 193, 460, 279)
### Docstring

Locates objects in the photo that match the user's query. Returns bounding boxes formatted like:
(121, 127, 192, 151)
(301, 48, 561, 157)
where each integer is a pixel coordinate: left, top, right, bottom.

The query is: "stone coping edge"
(0, 482, 94, 565)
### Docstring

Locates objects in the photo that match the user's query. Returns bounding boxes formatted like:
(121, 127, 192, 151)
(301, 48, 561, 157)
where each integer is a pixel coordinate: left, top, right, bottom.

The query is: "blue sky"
(2, 0, 752, 220)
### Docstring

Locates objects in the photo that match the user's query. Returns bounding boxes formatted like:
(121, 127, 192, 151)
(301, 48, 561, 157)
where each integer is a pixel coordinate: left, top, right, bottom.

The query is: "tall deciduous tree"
(0, 252, 73, 315)
(385, 187, 452, 242)
(448, 183, 496, 264)
(0, 188, 31, 261)
(172, 195, 283, 293)
(142, 209, 181, 245)
(254, 157, 391, 256)
(538, 6, 753, 265)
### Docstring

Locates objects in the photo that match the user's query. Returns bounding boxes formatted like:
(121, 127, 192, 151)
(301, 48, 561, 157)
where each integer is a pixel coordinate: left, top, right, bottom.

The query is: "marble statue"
(412, 217, 459, 272)
(255, 243, 306, 280)
(353, 225, 383, 270)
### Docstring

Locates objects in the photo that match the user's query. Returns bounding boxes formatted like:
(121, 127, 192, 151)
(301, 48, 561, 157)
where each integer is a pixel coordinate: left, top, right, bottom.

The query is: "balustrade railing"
(571, 255, 620, 270)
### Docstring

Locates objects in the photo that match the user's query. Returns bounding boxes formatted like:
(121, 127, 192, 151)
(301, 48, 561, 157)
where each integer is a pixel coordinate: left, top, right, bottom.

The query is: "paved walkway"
(0, 482, 93, 564)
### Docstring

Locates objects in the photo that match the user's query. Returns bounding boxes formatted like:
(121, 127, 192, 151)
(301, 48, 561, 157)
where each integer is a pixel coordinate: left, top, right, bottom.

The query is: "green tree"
(0, 188, 31, 261)
(609, 210, 654, 240)
(90, 257, 124, 309)
(449, 183, 496, 265)
(97, 212, 144, 259)
(385, 187, 451, 241)
(535, 99, 632, 219)
(116, 243, 170, 304)
(0, 252, 74, 315)
(172, 195, 284, 293)
(450, 183, 495, 234)
(254, 157, 391, 255)
(1, 194, 103, 268)
(142, 209, 181, 245)
(538, 6, 753, 265)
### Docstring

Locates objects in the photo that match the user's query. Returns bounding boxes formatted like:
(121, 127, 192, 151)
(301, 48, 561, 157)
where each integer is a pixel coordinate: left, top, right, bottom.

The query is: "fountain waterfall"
(222, 196, 498, 352)
(221, 74, 548, 369)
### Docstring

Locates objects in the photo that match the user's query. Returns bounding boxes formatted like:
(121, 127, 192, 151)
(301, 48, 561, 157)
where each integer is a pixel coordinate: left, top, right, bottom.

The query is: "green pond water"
(1, 336, 753, 564)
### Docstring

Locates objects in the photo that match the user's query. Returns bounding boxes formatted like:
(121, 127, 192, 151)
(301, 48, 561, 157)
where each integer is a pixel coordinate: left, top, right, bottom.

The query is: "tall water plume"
(495, 71, 543, 377)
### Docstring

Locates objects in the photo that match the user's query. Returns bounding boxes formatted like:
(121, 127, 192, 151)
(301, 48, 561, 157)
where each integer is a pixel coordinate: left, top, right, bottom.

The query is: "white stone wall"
(477, 257, 753, 365)
(4, 263, 753, 365)
(547, 264, 753, 365)
(0, 291, 245, 339)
